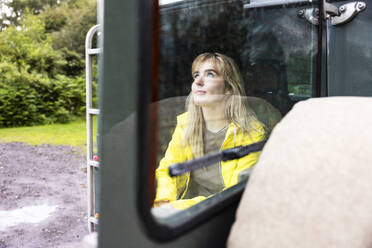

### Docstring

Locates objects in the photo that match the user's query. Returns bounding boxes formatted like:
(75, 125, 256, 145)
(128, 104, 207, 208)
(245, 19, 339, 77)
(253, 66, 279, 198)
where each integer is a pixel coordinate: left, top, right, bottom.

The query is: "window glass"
(327, 5, 372, 96)
(151, 0, 318, 223)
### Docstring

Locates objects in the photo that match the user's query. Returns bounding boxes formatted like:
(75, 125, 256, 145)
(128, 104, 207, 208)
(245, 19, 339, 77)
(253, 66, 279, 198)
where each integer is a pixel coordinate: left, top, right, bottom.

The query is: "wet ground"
(0, 142, 89, 248)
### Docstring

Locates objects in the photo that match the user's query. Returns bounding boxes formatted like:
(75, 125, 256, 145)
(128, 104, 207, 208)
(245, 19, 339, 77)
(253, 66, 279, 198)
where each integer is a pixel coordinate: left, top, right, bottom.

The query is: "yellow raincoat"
(154, 112, 265, 210)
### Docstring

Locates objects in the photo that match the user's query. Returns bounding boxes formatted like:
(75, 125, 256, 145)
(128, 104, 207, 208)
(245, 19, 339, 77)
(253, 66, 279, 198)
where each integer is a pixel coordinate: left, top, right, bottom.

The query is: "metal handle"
(301, 1, 367, 26)
(331, 2, 366, 26)
(323, 0, 339, 19)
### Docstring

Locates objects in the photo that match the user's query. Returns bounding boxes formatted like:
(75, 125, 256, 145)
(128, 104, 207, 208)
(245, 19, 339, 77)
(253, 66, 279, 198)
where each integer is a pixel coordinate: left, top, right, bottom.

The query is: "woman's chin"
(193, 96, 225, 107)
(193, 100, 218, 107)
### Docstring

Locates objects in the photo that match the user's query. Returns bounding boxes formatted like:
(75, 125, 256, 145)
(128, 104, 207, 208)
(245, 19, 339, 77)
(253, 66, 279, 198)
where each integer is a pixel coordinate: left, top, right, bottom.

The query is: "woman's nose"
(195, 76, 204, 86)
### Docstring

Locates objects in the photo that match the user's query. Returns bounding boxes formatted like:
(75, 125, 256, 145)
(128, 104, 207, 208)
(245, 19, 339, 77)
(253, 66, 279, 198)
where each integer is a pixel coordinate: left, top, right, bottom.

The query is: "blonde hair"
(184, 52, 263, 157)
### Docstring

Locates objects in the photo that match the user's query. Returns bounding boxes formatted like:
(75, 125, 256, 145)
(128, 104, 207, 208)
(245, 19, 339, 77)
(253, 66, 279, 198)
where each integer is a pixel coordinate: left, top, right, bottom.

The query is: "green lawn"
(0, 118, 97, 150)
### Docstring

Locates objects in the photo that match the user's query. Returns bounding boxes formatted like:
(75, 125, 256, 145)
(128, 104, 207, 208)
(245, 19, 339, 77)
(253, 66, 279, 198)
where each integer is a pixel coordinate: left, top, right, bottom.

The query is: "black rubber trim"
(315, 0, 326, 97)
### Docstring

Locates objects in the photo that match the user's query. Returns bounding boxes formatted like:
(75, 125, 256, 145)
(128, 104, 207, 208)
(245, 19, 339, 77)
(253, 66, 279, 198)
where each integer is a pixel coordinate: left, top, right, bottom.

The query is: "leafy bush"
(0, 62, 86, 127)
(0, 10, 92, 128)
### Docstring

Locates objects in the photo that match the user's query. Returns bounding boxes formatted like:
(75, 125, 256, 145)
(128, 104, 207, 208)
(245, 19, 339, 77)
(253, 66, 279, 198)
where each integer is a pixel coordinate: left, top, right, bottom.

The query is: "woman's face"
(191, 60, 227, 107)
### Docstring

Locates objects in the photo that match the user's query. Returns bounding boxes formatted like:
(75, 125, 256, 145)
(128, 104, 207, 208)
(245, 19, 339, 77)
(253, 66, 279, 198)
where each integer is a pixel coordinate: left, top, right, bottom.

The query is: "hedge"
(0, 62, 91, 127)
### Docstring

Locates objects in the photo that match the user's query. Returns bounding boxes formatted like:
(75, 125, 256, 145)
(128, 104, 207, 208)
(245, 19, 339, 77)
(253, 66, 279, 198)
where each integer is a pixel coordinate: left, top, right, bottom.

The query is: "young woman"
(154, 53, 265, 210)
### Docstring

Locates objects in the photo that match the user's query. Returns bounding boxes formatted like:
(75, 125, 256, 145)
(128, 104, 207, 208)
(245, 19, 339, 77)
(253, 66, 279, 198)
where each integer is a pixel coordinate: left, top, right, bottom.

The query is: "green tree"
(0, 12, 64, 77)
(0, 1, 96, 127)
(39, 0, 97, 76)
(0, 11, 86, 127)
(48, 0, 97, 56)
(0, 0, 58, 30)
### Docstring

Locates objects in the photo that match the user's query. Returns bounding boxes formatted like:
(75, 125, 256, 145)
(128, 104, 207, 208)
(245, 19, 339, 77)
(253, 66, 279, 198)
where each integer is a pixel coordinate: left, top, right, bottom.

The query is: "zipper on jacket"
(218, 161, 225, 188)
(178, 124, 236, 199)
(218, 126, 236, 188)
(177, 172, 190, 200)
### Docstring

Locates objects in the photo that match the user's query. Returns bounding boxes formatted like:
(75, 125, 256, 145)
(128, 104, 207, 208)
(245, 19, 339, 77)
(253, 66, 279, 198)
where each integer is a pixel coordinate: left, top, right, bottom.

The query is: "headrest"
(228, 97, 372, 248)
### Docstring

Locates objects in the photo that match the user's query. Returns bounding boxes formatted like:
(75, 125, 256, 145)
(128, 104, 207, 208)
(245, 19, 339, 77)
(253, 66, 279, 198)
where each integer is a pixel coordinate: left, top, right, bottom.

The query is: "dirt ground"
(0, 142, 89, 248)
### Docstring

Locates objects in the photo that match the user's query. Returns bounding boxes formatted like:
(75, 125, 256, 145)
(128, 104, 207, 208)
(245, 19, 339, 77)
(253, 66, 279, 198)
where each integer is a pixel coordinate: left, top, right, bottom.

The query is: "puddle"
(0, 204, 57, 231)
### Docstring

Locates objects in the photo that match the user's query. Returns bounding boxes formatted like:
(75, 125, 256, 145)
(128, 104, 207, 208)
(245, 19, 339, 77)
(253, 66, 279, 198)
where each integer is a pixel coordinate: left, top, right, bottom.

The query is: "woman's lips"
(195, 90, 206, 95)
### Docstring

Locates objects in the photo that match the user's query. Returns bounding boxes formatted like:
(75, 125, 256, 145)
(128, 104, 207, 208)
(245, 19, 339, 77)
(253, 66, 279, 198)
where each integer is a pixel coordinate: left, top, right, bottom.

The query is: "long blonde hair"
(184, 52, 263, 157)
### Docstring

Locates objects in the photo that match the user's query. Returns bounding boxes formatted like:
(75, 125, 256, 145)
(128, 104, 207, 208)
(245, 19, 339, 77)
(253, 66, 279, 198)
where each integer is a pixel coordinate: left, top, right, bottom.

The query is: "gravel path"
(0, 142, 89, 248)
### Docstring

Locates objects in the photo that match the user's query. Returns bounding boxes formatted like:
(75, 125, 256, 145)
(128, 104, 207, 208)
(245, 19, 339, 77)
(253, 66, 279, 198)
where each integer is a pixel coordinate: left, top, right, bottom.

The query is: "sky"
(0, 0, 12, 16)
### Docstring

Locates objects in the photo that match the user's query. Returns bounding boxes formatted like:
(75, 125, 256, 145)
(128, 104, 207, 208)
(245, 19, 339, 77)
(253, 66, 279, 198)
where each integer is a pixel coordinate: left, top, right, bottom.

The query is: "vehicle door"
(97, 0, 371, 247)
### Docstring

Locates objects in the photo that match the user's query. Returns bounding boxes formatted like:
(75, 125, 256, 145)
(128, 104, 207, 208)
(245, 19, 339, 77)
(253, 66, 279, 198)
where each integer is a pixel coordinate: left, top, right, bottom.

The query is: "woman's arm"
(154, 123, 187, 204)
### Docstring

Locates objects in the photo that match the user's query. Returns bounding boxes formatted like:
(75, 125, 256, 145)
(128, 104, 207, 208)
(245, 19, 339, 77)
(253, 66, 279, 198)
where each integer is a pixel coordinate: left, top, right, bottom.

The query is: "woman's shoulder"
(249, 121, 266, 141)
(176, 112, 189, 125)
(233, 120, 265, 143)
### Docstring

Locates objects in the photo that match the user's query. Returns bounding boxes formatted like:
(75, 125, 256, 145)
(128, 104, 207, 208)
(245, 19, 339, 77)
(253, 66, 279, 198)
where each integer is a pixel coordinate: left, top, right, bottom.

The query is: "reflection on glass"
(159, 0, 184, 5)
(153, 53, 266, 213)
(151, 0, 318, 219)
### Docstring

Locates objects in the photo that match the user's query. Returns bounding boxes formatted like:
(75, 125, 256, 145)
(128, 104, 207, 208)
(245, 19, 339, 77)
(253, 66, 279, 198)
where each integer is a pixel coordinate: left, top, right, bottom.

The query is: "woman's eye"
(193, 73, 199, 79)
(207, 72, 214, 78)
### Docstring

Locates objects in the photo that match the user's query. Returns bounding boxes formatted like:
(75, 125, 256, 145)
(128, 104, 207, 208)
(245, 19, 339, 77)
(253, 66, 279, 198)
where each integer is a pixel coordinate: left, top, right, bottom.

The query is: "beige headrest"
(228, 97, 372, 248)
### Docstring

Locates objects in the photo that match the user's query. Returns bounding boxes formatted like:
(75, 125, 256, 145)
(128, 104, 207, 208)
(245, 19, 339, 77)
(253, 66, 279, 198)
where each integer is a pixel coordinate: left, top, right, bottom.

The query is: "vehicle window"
(327, 4, 372, 96)
(149, 0, 319, 230)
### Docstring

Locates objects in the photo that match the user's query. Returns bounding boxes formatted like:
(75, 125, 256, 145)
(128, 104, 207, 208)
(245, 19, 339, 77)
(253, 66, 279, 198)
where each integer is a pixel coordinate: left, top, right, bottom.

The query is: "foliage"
(0, 13, 64, 77)
(0, 9, 91, 127)
(0, 0, 94, 31)
(47, 0, 97, 57)
(59, 47, 85, 77)
(0, 0, 58, 30)
(0, 61, 86, 127)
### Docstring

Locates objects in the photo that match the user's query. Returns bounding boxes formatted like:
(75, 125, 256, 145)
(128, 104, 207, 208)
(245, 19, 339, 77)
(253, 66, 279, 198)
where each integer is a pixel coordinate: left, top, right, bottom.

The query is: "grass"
(0, 118, 97, 151)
